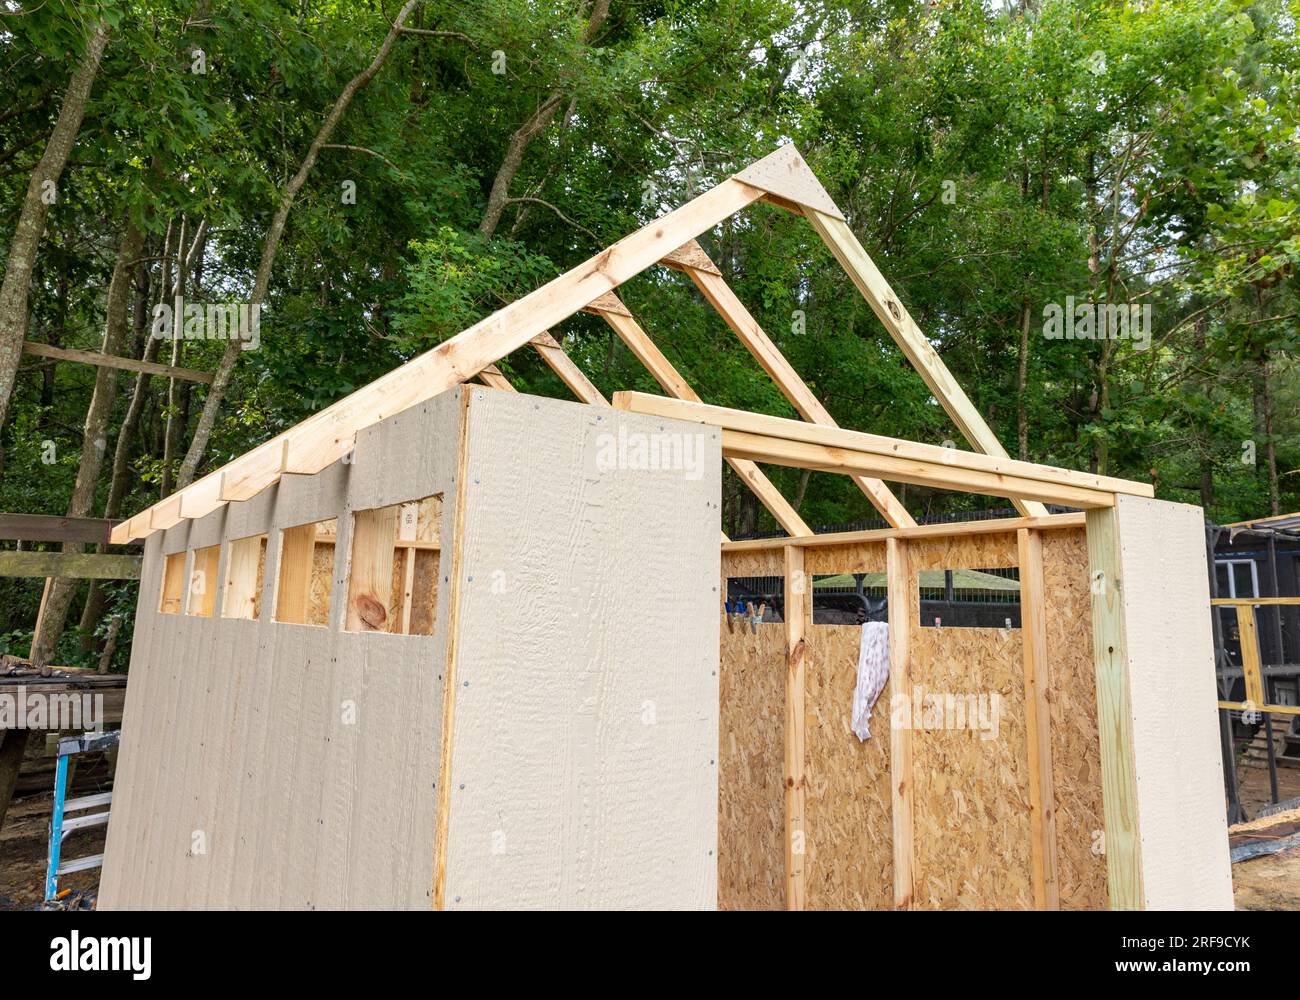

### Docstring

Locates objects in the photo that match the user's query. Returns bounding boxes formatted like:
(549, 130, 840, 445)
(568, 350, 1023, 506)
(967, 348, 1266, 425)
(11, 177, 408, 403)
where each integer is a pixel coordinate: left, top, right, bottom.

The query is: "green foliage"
(393, 228, 557, 348)
(0, 0, 1297, 651)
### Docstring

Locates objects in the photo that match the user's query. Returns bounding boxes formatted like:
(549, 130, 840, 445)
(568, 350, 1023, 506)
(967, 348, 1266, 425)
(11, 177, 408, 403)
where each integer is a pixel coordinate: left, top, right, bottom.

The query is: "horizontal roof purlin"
(613, 392, 1151, 509)
(720, 512, 1087, 553)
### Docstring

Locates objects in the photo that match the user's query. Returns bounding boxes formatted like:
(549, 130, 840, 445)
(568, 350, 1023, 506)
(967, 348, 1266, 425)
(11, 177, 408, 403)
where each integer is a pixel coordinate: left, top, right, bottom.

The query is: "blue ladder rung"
(56, 853, 105, 877)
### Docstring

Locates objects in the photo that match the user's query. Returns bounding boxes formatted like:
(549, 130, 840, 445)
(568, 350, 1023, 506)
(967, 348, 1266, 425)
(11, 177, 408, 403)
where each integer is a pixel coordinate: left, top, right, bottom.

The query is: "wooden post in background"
(29, 576, 52, 668)
(1235, 605, 1266, 709)
(783, 543, 807, 911)
(886, 537, 914, 910)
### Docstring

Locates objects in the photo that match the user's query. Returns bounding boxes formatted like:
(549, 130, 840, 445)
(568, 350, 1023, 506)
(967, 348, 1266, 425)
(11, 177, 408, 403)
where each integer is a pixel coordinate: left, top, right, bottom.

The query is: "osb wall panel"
(718, 548, 783, 910)
(803, 542, 892, 910)
(718, 618, 786, 910)
(717, 526, 1110, 911)
(908, 532, 1033, 909)
(1041, 529, 1108, 909)
(718, 542, 895, 910)
(723, 549, 783, 580)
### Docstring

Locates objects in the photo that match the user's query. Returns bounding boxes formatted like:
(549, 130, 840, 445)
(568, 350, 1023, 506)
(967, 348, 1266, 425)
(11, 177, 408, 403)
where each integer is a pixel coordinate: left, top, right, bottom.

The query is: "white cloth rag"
(852, 621, 891, 741)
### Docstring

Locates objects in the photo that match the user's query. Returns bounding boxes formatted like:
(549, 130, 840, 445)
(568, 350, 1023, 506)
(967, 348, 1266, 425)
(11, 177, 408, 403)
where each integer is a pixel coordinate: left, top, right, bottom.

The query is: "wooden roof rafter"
(583, 291, 812, 537)
(113, 144, 1100, 544)
(655, 238, 914, 528)
(113, 170, 769, 544)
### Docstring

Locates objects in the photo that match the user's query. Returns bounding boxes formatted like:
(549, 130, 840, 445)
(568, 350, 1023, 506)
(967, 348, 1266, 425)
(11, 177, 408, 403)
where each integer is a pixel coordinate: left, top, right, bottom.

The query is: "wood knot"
(355, 594, 387, 630)
(886, 300, 901, 320)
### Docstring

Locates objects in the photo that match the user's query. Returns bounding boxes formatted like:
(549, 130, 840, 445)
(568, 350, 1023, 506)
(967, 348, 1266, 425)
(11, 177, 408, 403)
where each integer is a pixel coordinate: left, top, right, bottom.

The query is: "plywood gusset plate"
(732, 144, 846, 220)
(581, 291, 633, 317)
(659, 239, 722, 276)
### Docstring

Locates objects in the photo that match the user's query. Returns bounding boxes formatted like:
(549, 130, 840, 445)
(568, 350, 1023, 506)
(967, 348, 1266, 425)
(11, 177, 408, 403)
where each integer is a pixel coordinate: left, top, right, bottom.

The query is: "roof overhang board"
(722, 428, 1114, 508)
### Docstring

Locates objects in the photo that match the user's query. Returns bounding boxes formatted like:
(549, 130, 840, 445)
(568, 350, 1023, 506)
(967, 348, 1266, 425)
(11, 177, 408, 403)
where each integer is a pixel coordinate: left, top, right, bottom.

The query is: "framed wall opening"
(222, 533, 267, 621)
(344, 495, 442, 635)
(273, 518, 338, 627)
(724, 575, 783, 624)
(812, 571, 887, 625)
(918, 567, 1020, 629)
(186, 544, 220, 617)
(159, 552, 186, 614)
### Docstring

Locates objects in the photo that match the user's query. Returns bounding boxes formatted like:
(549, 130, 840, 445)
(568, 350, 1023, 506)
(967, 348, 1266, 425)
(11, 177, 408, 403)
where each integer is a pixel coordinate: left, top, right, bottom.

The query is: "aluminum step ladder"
(45, 730, 119, 902)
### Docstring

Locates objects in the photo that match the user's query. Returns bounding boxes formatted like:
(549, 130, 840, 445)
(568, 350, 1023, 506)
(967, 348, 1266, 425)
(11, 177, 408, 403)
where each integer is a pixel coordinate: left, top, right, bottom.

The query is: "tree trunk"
(1095, 340, 1114, 477)
(79, 249, 157, 648)
(0, 20, 110, 437)
(161, 218, 207, 496)
(41, 266, 69, 414)
(792, 468, 812, 512)
(30, 219, 145, 668)
(176, 0, 419, 489)
(1193, 313, 1214, 511)
(478, 0, 610, 238)
(1254, 347, 1280, 516)
(1016, 296, 1031, 461)
(160, 217, 189, 497)
(736, 488, 758, 538)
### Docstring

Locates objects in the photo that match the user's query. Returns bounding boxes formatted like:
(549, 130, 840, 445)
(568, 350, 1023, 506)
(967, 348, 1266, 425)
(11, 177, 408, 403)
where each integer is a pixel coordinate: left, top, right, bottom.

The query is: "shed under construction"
(98, 146, 1232, 910)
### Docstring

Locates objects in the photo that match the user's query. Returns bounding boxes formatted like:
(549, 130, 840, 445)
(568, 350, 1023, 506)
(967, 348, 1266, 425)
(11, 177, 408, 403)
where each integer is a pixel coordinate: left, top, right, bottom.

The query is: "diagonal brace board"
(475, 364, 516, 391)
(589, 295, 812, 537)
(529, 332, 607, 407)
(23, 341, 215, 384)
(668, 241, 914, 529)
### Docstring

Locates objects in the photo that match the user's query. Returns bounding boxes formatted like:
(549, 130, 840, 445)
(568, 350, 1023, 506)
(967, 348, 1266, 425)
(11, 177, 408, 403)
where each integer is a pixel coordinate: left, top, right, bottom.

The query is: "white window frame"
(1215, 558, 1260, 600)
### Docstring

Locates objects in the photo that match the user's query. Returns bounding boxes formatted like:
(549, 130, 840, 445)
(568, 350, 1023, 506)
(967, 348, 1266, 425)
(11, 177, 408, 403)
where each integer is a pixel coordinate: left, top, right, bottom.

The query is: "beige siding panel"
(441, 390, 721, 909)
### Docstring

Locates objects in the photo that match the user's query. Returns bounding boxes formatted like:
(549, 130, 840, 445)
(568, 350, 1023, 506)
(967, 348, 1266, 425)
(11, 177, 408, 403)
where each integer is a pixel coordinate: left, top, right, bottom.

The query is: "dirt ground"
(1233, 848, 1300, 910)
(1229, 805, 1300, 911)
(1234, 759, 1300, 819)
(0, 793, 104, 910)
